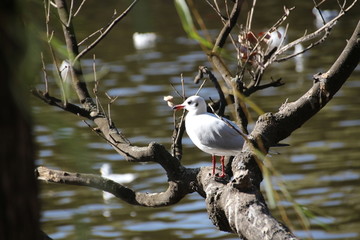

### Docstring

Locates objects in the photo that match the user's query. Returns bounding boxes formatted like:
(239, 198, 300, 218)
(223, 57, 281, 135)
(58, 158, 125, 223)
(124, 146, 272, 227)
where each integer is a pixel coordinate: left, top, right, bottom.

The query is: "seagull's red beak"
(172, 104, 185, 111)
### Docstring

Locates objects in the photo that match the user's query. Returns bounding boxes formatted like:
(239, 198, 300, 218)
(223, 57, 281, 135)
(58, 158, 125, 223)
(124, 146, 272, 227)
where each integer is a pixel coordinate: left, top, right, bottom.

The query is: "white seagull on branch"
(173, 95, 246, 177)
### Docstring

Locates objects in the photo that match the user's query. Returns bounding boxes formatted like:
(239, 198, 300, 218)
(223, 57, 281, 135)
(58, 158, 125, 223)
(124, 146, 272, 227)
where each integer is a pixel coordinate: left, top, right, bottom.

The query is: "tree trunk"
(0, 0, 41, 239)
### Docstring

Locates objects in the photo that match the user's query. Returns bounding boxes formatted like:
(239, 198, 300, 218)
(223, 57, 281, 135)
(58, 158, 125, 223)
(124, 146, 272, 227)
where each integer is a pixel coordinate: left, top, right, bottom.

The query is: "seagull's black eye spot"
(187, 100, 192, 105)
(195, 103, 198, 107)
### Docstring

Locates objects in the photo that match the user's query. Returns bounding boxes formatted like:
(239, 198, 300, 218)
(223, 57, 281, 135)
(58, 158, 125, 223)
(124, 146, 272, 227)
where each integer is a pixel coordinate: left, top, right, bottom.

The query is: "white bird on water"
(173, 95, 246, 177)
(100, 163, 137, 201)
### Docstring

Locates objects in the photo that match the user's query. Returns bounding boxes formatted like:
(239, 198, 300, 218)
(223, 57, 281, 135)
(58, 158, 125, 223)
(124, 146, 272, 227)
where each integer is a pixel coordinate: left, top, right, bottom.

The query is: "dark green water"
(34, 1, 360, 239)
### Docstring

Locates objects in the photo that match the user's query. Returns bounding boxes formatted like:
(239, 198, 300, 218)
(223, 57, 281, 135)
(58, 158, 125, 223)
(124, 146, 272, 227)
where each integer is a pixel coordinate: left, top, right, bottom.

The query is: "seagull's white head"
(173, 95, 207, 115)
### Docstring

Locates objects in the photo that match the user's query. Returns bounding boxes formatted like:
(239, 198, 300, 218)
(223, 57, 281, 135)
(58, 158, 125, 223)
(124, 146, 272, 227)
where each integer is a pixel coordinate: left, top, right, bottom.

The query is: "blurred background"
(32, 1, 360, 239)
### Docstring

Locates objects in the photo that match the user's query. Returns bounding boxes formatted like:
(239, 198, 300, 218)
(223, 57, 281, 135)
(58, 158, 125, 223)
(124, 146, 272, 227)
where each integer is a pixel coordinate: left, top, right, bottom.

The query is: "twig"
(78, 28, 103, 46)
(274, 0, 357, 61)
(78, 10, 117, 46)
(171, 74, 187, 160)
(275, 26, 332, 62)
(171, 109, 186, 160)
(73, 0, 87, 17)
(195, 79, 207, 96)
(92, 54, 100, 113)
(67, 0, 74, 27)
(169, 82, 183, 99)
(82, 119, 128, 154)
(213, 0, 244, 52)
(32, 89, 90, 118)
(204, 0, 228, 21)
(240, 6, 294, 83)
(104, 93, 118, 127)
(246, 0, 257, 33)
(198, 66, 227, 116)
(40, 52, 49, 94)
(74, 0, 138, 62)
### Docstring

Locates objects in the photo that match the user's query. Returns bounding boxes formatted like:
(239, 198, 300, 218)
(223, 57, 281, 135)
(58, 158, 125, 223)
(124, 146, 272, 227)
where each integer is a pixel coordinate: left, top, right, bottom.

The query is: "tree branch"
(195, 19, 360, 240)
(197, 151, 300, 239)
(212, 0, 244, 52)
(75, 0, 139, 62)
(54, 0, 93, 108)
(36, 166, 194, 207)
(250, 20, 360, 150)
(31, 89, 91, 118)
(273, 0, 358, 62)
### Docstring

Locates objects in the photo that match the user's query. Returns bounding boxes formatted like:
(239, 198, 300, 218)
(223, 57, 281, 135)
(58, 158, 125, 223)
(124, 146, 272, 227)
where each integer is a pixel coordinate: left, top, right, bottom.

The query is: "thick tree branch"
(208, 52, 234, 86)
(208, 0, 244, 87)
(197, 151, 300, 239)
(36, 166, 195, 207)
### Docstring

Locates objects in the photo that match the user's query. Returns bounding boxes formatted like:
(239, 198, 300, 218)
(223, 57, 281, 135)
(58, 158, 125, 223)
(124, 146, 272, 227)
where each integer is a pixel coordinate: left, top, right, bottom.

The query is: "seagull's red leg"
(211, 155, 216, 175)
(219, 156, 225, 178)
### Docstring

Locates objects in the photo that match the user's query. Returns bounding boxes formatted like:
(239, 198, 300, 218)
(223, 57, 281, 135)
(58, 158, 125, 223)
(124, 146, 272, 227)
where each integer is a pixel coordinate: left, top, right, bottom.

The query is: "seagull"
(173, 95, 246, 177)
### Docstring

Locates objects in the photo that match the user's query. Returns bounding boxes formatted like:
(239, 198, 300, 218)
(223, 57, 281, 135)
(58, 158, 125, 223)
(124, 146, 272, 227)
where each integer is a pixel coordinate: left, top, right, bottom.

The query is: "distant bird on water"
(100, 163, 136, 201)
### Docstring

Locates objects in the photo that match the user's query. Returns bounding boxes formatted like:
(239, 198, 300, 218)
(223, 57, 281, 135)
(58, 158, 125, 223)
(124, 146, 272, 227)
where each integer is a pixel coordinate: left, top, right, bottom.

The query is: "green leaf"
(174, 0, 213, 49)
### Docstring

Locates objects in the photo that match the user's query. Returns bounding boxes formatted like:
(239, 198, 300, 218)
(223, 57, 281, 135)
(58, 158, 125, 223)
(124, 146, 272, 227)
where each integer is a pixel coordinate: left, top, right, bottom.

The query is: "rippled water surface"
(34, 1, 360, 239)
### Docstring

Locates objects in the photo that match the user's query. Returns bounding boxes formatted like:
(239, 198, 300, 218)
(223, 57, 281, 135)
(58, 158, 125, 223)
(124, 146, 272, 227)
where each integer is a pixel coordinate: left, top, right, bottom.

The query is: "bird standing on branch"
(173, 95, 246, 177)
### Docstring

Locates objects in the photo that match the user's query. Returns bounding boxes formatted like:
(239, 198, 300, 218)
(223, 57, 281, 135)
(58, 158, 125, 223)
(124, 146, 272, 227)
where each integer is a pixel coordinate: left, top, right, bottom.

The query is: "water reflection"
(35, 1, 360, 240)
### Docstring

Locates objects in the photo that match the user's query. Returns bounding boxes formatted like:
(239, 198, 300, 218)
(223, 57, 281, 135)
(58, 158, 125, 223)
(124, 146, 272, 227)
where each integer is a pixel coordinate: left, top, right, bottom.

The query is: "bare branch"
(246, 0, 257, 33)
(36, 166, 193, 207)
(274, 0, 358, 62)
(31, 89, 91, 118)
(204, 0, 228, 21)
(212, 0, 244, 52)
(73, 0, 87, 17)
(74, 0, 138, 62)
(54, 0, 93, 107)
(250, 20, 360, 151)
(208, 52, 234, 87)
(197, 66, 227, 116)
(67, 0, 74, 27)
(40, 53, 49, 94)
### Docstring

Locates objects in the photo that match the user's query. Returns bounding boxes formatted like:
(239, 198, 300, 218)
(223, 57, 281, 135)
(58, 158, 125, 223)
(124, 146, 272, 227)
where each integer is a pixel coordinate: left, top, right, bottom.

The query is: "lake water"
(34, 1, 360, 239)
